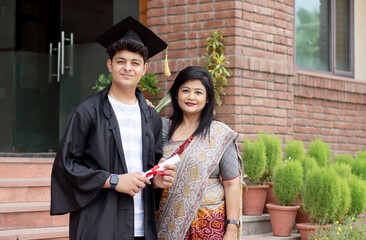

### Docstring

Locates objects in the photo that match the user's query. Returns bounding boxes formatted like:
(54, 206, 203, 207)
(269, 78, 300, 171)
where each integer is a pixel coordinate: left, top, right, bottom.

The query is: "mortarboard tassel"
(164, 48, 171, 77)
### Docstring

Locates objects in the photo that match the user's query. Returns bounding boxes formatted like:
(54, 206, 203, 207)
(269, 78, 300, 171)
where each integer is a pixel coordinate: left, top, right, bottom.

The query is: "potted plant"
(257, 133, 283, 213)
(307, 138, 331, 167)
(333, 154, 354, 166)
(285, 140, 305, 161)
(296, 156, 318, 224)
(241, 138, 268, 215)
(267, 160, 303, 236)
(297, 167, 342, 240)
(347, 174, 366, 216)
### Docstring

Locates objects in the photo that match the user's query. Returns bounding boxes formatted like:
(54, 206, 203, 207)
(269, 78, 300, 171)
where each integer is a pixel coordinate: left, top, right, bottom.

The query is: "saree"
(157, 121, 242, 240)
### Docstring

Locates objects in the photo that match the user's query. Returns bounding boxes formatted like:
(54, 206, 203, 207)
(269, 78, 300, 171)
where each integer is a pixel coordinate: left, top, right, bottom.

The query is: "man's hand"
(153, 158, 176, 189)
(114, 172, 151, 196)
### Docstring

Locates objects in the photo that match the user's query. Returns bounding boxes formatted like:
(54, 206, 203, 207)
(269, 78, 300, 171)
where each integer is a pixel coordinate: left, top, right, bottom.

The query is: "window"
(295, 0, 354, 77)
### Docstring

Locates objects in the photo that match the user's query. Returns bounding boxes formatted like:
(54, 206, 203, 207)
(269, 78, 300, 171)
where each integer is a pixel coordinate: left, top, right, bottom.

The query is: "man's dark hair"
(106, 39, 148, 62)
(168, 66, 215, 139)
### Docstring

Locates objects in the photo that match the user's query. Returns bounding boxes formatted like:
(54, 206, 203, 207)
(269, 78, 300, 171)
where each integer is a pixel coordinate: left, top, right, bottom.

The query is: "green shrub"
(347, 175, 366, 216)
(332, 162, 352, 179)
(351, 157, 366, 181)
(258, 133, 283, 182)
(308, 138, 331, 167)
(334, 154, 354, 166)
(302, 167, 341, 224)
(242, 139, 266, 185)
(356, 150, 366, 160)
(311, 214, 366, 240)
(285, 140, 305, 160)
(298, 155, 318, 180)
(273, 160, 303, 206)
(335, 178, 351, 220)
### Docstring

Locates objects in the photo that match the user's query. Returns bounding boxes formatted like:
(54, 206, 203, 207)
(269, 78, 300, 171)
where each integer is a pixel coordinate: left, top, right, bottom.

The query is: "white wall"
(354, 0, 366, 81)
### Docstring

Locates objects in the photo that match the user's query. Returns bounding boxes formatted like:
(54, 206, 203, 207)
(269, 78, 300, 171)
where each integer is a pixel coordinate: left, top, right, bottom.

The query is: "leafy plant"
(203, 30, 231, 106)
(356, 150, 366, 160)
(336, 178, 351, 220)
(302, 167, 341, 224)
(332, 162, 352, 179)
(241, 139, 266, 185)
(334, 154, 354, 166)
(311, 213, 366, 240)
(351, 157, 366, 181)
(298, 155, 318, 180)
(285, 140, 305, 160)
(258, 133, 283, 182)
(92, 73, 112, 92)
(273, 160, 303, 206)
(308, 138, 331, 167)
(347, 175, 366, 216)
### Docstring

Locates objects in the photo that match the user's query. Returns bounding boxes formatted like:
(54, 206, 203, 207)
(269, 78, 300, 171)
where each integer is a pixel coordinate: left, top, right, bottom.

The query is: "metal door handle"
(61, 31, 74, 75)
(49, 42, 61, 82)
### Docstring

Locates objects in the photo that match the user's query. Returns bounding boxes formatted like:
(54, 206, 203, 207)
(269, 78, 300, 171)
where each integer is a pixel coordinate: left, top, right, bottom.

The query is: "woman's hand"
(153, 158, 176, 188)
(223, 224, 238, 240)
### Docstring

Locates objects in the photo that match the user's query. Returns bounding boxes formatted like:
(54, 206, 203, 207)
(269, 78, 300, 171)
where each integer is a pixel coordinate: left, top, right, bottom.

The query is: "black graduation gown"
(50, 85, 162, 240)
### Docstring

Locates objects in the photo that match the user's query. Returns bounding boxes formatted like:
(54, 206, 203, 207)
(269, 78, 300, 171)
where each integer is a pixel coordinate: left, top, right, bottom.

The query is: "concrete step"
(242, 231, 300, 240)
(0, 158, 54, 179)
(0, 226, 68, 240)
(241, 214, 272, 236)
(0, 202, 68, 230)
(0, 178, 50, 203)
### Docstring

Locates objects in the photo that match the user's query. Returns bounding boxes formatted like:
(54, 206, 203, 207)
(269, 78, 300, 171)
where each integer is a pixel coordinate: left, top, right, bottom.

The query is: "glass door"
(12, 0, 139, 152)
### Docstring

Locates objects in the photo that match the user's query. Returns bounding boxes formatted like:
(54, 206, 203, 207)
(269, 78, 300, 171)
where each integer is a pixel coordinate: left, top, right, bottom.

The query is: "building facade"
(0, 0, 365, 156)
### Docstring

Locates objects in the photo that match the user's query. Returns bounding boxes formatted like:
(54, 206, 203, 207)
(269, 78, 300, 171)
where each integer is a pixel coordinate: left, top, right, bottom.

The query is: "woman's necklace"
(108, 91, 137, 117)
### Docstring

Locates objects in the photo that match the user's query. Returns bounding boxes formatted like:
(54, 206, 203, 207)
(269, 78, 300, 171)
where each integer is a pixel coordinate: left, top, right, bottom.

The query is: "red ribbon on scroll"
(145, 165, 165, 178)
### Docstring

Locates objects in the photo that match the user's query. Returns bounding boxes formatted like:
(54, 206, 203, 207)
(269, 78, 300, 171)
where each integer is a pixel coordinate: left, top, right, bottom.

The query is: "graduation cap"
(95, 16, 171, 76)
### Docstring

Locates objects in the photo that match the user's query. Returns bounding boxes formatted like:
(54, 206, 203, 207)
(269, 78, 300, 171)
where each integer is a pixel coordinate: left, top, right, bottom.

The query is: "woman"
(156, 66, 242, 240)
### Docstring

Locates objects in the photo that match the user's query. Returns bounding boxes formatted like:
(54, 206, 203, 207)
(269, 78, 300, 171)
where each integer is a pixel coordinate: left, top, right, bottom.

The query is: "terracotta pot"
(296, 207, 311, 224)
(296, 223, 329, 240)
(263, 182, 279, 213)
(267, 203, 300, 237)
(242, 185, 269, 215)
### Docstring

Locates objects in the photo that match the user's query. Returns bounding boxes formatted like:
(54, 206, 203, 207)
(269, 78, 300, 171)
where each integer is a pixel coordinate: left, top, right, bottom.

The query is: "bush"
(273, 160, 303, 206)
(356, 150, 366, 160)
(311, 214, 366, 240)
(335, 178, 351, 220)
(332, 162, 352, 179)
(258, 133, 283, 182)
(334, 154, 354, 166)
(347, 175, 366, 216)
(351, 157, 366, 181)
(298, 155, 318, 180)
(285, 140, 305, 160)
(302, 167, 341, 224)
(308, 138, 331, 167)
(242, 139, 266, 185)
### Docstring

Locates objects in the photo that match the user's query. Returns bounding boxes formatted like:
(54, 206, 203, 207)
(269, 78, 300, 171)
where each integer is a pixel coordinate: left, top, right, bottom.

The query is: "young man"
(51, 16, 175, 240)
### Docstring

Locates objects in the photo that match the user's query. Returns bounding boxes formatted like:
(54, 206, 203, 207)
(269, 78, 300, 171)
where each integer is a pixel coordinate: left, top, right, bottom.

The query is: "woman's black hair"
(168, 66, 215, 139)
(106, 39, 148, 63)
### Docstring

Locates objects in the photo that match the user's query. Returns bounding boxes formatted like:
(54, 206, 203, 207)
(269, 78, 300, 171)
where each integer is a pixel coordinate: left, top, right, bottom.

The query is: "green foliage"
(154, 95, 171, 113)
(204, 30, 231, 106)
(347, 175, 366, 216)
(298, 155, 318, 180)
(308, 138, 332, 167)
(311, 214, 366, 240)
(93, 73, 112, 92)
(356, 150, 366, 160)
(351, 157, 366, 181)
(92, 73, 160, 97)
(273, 160, 303, 206)
(258, 133, 283, 182)
(336, 178, 351, 220)
(285, 140, 305, 160)
(302, 167, 341, 224)
(138, 73, 161, 97)
(241, 139, 266, 185)
(332, 163, 352, 179)
(334, 154, 354, 166)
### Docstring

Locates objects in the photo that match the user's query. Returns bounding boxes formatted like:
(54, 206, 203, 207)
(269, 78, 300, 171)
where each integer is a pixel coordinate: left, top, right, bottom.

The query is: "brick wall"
(146, 0, 366, 157)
